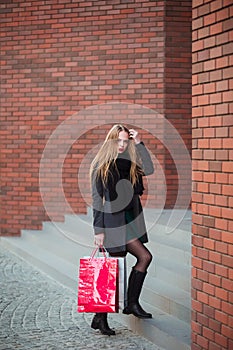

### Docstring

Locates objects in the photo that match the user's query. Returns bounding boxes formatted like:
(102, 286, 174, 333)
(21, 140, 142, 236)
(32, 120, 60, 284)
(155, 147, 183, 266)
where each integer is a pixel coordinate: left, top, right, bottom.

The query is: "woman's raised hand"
(129, 129, 141, 144)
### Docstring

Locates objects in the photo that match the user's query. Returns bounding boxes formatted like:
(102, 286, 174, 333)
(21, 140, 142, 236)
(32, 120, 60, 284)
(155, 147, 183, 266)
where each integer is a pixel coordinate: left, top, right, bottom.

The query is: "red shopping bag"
(77, 248, 118, 313)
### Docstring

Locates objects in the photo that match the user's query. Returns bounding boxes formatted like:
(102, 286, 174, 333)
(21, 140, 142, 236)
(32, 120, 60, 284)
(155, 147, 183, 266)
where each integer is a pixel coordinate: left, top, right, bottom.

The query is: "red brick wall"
(192, 1, 233, 349)
(0, 1, 191, 236)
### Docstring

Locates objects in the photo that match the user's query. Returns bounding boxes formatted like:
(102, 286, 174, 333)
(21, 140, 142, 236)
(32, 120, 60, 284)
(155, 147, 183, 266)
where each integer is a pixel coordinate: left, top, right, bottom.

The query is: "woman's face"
(117, 130, 129, 153)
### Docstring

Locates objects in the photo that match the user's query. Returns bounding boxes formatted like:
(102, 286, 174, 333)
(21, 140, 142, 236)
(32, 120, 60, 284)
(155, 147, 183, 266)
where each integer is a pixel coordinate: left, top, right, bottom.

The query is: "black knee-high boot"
(123, 269, 152, 319)
(91, 313, 116, 336)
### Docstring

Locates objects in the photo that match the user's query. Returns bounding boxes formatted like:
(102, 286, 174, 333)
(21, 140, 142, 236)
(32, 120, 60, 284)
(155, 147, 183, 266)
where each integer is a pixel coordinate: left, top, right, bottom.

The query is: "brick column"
(192, 1, 233, 349)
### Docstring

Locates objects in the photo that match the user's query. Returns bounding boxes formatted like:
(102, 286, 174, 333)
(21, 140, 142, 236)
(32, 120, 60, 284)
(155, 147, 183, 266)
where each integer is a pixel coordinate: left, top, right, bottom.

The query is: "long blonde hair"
(90, 124, 142, 186)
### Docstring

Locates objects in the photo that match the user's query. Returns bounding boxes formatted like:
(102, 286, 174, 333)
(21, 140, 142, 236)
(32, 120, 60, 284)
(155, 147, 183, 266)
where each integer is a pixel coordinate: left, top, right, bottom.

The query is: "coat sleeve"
(136, 142, 154, 176)
(91, 172, 105, 234)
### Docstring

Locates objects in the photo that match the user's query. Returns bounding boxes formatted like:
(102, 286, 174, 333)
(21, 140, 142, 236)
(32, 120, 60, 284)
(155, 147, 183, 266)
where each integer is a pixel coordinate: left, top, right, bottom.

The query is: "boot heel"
(91, 318, 99, 330)
(122, 306, 131, 315)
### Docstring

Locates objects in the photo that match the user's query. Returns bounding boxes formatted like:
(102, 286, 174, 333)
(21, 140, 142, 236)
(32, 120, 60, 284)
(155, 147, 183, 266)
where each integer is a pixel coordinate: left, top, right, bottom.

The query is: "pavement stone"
(0, 245, 164, 350)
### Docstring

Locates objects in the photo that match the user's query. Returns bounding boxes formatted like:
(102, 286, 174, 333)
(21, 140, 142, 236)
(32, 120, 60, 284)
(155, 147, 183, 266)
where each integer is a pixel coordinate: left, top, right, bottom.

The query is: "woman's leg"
(126, 239, 152, 272)
(123, 239, 153, 318)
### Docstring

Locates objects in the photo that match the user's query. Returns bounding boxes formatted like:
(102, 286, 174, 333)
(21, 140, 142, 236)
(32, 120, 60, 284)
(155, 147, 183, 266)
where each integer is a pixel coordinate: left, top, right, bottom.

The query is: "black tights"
(110, 239, 152, 273)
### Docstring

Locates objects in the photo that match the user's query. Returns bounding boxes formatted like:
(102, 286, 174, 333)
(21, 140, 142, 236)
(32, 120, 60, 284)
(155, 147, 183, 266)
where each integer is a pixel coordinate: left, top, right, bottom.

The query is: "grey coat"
(92, 142, 154, 253)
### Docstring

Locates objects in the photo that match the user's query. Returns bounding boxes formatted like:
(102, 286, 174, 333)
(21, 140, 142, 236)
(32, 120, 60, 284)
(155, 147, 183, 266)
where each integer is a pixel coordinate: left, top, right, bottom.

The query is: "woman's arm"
(136, 142, 154, 176)
(129, 128, 154, 176)
(92, 172, 105, 235)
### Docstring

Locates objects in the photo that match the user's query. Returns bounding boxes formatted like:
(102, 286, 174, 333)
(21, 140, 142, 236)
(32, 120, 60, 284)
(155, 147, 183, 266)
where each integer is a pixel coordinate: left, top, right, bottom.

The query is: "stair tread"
(117, 305, 190, 350)
(51, 215, 191, 252)
(145, 276, 190, 303)
(63, 214, 191, 253)
(148, 308, 190, 341)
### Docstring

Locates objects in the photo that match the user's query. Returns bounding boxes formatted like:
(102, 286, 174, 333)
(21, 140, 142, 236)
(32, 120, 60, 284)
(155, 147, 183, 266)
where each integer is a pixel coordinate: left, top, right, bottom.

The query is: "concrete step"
(151, 254, 190, 292)
(0, 229, 190, 350)
(143, 208, 192, 234)
(0, 232, 78, 289)
(65, 208, 192, 239)
(148, 225, 190, 251)
(44, 218, 94, 249)
(142, 277, 191, 323)
(60, 212, 191, 265)
(25, 223, 92, 266)
(79, 207, 192, 234)
(149, 238, 191, 267)
(120, 305, 190, 350)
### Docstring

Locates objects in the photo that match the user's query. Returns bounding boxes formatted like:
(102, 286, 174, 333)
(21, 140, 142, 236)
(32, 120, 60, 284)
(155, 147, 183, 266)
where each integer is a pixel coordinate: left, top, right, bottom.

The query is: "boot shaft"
(123, 269, 152, 318)
(127, 269, 147, 304)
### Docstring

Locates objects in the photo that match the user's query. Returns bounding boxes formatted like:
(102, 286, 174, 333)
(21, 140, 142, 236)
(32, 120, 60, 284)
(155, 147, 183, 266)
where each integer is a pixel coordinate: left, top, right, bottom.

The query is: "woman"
(90, 124, 154, 336)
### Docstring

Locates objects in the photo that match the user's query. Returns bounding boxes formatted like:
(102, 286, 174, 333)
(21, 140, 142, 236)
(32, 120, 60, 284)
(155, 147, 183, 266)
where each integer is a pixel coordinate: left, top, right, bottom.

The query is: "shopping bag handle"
(91, 246, 108, 259)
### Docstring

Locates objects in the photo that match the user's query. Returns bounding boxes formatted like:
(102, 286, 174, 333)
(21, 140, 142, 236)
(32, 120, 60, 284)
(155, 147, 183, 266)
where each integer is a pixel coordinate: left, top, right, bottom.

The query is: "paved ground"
(0, 244, 164, 350)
